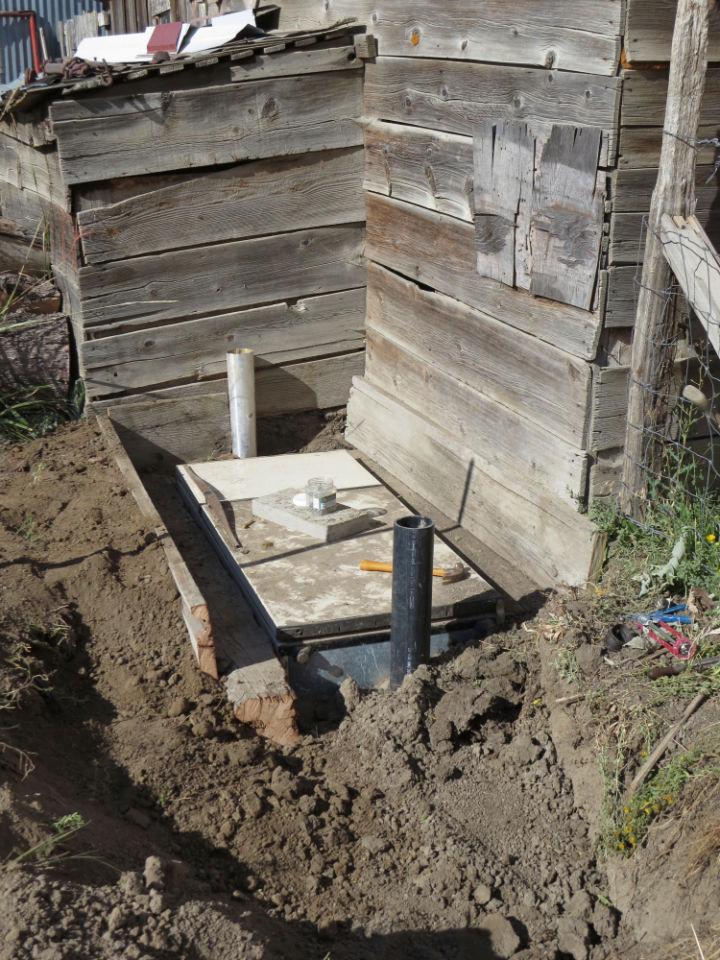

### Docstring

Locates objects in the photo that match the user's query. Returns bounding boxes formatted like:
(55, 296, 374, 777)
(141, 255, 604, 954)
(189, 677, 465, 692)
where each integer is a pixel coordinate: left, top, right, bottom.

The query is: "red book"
(147, 22, 184, 54)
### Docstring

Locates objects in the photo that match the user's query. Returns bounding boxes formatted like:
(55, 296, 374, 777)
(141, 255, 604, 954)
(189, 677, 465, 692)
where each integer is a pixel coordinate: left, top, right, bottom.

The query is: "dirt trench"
(0, 417, 714, 959)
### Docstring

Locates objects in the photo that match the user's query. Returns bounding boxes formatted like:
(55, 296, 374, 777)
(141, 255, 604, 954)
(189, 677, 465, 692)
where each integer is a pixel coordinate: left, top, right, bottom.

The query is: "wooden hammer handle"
(359, 560, 447, 577)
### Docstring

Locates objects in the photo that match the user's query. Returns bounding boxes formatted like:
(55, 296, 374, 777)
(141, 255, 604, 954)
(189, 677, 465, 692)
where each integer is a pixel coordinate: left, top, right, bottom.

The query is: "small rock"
(269, 766, 295, 801)
(557, 916, 591, 960)
(245, 793, 265, 819)
(479, 915, 521, 958)
(219, 819, 235, 840)
(191, 720, 214, 739)
(144, 856, 165, 890)
(473, 883, 493, 905)
(567, 889, 593, 922)
(107, 906, 126, 933)
(339, 676, 361, 712)
(166, 696, 192, 718)
(508, 734, 543, 765)
(360, 835, 388, 855)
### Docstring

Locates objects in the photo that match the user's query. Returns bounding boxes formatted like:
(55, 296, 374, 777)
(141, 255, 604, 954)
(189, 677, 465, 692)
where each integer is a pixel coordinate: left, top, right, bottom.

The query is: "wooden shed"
(2, 0, 719, 597)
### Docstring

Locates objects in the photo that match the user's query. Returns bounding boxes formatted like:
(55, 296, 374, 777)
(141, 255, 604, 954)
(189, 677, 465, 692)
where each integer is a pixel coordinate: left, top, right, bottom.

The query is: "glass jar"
(305, 477, 337, 514)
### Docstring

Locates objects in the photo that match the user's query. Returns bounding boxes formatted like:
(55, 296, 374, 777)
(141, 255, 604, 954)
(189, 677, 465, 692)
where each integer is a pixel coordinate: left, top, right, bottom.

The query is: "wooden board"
(179, 450, 380, 504)
(82, 288, 366, 396)
(618, 125, 720, 169)
(0, 314, 69, 395)
(77, 148, 364, 264)
(624, 0, 720, 63)
(51, 71, 363, 183)
(365, 193, 602, 360)
(611, 165, 719, 212)
(610, 203, 720, 265)
(97, 413, 299, 745)
(77, 224, 366, 329)
(103, 352, 364, 468)
(0, 135, 66, 208)
(366, 264, 591, 448)
(364, 58, 621, 144)
(275, 0, 622, 76)
(346, 378, 602, 588)
(621, 67, 720, 127)
(364, 121, 474, 222)
(590, 365, 630, 452)
(177, 455, 494, 641)
(603, 265, 640, 327)
(364, 327, 588, 504)
(230, 43, 362, 81)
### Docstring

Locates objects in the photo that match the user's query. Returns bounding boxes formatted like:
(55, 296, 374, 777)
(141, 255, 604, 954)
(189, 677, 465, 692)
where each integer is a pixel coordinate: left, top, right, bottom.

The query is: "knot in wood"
(160, 92, 171, 112)
(261, 97, 279, 120)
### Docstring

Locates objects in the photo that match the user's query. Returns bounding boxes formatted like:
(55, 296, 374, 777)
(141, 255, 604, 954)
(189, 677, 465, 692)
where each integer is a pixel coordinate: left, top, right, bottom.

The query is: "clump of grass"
(0, 380, 85, 445)
(6, 812, 88, 868)
(553, 647, 580, 684)
(0, 636, 49, 714)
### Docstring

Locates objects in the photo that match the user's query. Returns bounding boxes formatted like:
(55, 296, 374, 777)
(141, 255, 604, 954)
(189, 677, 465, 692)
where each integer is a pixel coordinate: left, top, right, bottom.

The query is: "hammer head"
(441, 562, 468, 584)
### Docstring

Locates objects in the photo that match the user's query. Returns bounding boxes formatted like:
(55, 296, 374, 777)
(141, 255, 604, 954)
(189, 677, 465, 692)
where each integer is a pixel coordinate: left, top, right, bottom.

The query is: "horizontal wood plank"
(230, 43, 361, 80)
(624, 0, 720, 63)
(364, 121, 474, 221)
(346, 378, 601, 587)
(365, 193, 602, 360)
(98, 352, 364, 466)
(276, 0, 621, 75)
(618, 125, 720, 168)
(78, 224, 366, 329)
(366, 263, 591, 447)
(611, 165, 719, 212)
(82, 287, 366, 396)
(0, 135, 66, 207)
(51, 72, 363, 183)
(609, 202, 720, 264)
(77, 147, 364, 263)
(621, 67, 720, 127)
(364, 327, 588, 503)
(364, 58, 621, 143)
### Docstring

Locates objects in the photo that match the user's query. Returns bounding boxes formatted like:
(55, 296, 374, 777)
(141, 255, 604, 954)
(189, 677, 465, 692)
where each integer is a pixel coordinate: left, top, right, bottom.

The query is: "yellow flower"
(706, 533, 717, 543)
(628, 835, 637, 846)
(616, 841, 625, 851)
(623, 806, 630, 814)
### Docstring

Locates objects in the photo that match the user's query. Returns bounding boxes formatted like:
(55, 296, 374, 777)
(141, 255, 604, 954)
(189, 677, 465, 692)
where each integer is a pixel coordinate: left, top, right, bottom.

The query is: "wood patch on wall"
(473, 121, 604, 311)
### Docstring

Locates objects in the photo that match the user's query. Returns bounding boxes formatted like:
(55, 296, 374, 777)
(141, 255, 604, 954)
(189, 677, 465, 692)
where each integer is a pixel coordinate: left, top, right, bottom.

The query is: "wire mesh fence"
(621, 209, 720, 588)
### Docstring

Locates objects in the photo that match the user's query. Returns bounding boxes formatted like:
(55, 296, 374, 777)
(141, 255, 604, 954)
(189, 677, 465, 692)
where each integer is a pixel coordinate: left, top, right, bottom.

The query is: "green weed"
(17, 514, 38, 542)
(6, 812, 88, 868)
(553, 647, 580, 685)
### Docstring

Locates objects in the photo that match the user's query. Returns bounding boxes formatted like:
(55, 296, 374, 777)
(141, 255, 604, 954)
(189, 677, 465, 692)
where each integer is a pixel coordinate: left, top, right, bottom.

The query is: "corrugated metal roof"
(0, 0, 102, 82)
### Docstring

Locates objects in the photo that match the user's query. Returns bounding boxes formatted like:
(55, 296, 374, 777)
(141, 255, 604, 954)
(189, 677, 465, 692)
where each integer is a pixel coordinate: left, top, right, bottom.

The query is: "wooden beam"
(230, 43, 361, 80)
(366, 263, 591, 448)
(365, 193, 603, 360)
(82, 288, 366, 396)
(77, 224, 366, 329)
(346, 378, 603, 588)
(621, 0, 714, 517)
(660, 213, 720, 357)
(51, 72, 363, 183)
(364, 58, 620, 154)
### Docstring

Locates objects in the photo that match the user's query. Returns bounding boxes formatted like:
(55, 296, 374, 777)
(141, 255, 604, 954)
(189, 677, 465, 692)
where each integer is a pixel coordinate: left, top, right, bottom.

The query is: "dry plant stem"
(627, 691, 708, 797)
(621, 0, 713, 518)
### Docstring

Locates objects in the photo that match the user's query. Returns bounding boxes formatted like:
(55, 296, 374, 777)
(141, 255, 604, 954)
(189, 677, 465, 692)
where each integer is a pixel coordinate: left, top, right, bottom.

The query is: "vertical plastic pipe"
(226, 348, 257, 459)
(389, 516, 435, 689)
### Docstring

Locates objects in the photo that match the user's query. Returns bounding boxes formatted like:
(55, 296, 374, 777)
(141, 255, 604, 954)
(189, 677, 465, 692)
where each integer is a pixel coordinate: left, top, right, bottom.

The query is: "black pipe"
(389, 515, 435, 689)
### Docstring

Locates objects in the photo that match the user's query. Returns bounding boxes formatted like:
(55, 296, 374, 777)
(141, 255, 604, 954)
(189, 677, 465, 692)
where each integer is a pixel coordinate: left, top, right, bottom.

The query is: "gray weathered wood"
(603, 265, 640, 327)
(0, 135, 66, 208)
(366, 263, 591, 448)
(76, 147, 364, 263)
(82, 287, 366, 396)
(610, 198, 720, 264)
(624, 0, 720, 62)
(622, 0, 713, 516)
(473, 120, 534, 288)
(529, 124, 604, 310)
(618, 124, 720, 168)
(620, 65, 720, 126)
(97, 352, 364, 461)
(591, 366, 630, 452)
(230, 44, 361, 81)
(364, 121, 474, 221)
(51, 72, 363, 183)
(364, 327, 588, 504)
(0, 314, 69, 395)
(611, 165, 718, 211)
(78, 224, 366, 329)
(346, 378, 603, 588)
(276, 0, 622, 76)
(365, 193, 602, 360)
(364, 58, 621, 148)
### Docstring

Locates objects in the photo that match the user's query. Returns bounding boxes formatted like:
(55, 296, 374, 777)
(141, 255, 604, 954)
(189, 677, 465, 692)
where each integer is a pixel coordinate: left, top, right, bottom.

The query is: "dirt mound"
(0, 417, 717, 959)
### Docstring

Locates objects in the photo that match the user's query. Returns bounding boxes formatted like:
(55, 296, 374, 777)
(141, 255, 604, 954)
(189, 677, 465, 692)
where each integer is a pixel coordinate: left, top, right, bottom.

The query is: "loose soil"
(0, 417, 718, 960)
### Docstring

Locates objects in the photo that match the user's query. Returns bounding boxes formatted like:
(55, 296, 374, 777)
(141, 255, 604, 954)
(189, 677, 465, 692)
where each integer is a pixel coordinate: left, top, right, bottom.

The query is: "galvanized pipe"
(226, 348, 256, 459)
(389, 515, 434, 689)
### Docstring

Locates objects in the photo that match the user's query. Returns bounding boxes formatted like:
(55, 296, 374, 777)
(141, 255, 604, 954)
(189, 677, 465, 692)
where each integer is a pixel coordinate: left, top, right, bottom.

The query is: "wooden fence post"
(620, 0, 714, 518)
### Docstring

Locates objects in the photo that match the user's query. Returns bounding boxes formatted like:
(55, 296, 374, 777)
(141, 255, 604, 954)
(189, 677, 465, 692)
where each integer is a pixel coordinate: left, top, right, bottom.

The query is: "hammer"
(359, 559, 468, 584)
